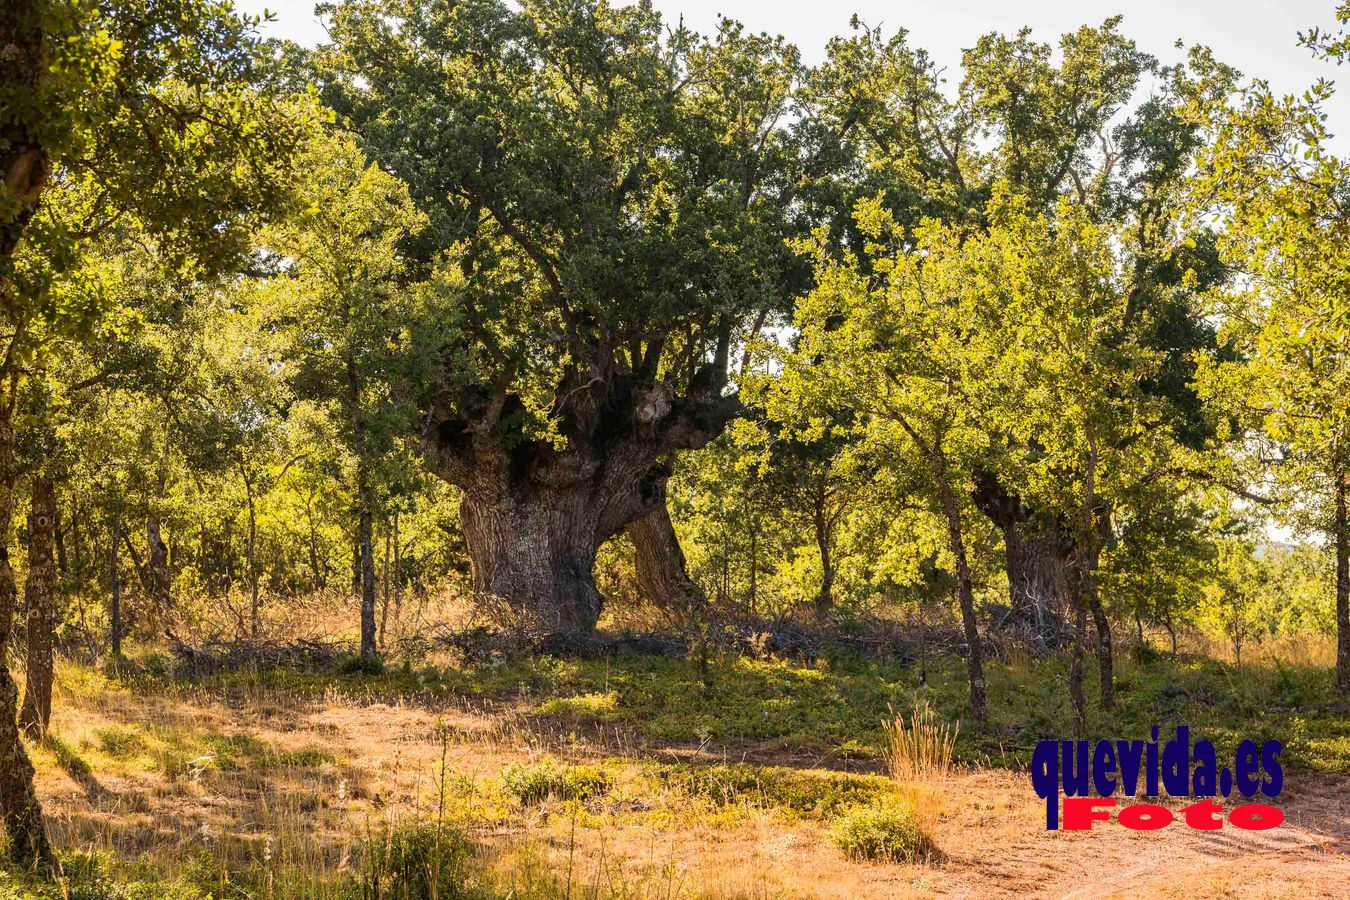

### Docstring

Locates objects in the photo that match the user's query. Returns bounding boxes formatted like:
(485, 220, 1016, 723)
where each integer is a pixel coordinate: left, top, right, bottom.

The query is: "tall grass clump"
(361, 821, 480, 900)
(882, 700, 957, 788)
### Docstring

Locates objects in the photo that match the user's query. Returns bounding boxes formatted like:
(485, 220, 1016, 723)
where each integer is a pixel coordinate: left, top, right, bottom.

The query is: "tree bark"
(812, 492, 835, 620)
(241, 466, 259, 638)
(458, 489, 607, 633)
(110, 515, 122, 660)
(349, 355, 378, 659)
(0, 2, 50, 267)
(1068, 575, 1088, 740)
(627, 482, 706, 615)
(423, 373, 739, 637)
(973, 471, 1073, 649)
(0, 408, 54, 870)
(19, 473, 57, 739)
(1082, 542, 1113, 709)
(1336, 470, 1349, 694)
(146, 514, 170, 612)
(937, 475, 986, 729)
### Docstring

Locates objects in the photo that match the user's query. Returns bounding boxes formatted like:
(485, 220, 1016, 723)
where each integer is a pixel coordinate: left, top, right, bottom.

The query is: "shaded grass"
(119, 641, 1350, 774)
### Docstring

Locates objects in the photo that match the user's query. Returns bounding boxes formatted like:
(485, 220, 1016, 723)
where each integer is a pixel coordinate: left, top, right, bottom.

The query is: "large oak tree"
(316, 0, 803, 633)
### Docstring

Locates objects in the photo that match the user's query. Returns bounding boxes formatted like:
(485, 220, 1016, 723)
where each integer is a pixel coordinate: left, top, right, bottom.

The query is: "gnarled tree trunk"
(20, 473, 57, 739)
(973, 471, 1073, 649)
(627, 478, 706, 616)
(459, 488, 609, 632)
(426, 374, 738, 636)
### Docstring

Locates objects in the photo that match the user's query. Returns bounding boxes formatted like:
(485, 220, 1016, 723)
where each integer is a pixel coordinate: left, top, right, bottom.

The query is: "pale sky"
(234, 0, 1350, 148)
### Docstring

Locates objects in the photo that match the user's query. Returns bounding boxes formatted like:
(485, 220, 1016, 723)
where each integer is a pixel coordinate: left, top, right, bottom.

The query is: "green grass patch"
(499, 759, 611, 806)
(664, 763, 894, 818)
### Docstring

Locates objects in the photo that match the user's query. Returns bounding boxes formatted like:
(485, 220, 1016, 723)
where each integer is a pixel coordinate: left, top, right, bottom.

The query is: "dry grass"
(15, 636, 1350, 898)
(881, 701, 957, 791)
(880, 700, 958, 837)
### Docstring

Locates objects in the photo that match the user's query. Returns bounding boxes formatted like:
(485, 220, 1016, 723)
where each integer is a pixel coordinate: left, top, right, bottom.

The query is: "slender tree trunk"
(146, 515, 170, 612)
(0, 405, 54, 870)
(1335, 470, 1349, 694)
(350, 355, 378, 659)
(1068, 574, 1088, 739)
(70, 498, 84, 589)
(391, 511, 402, 633)
(305, 497, 324, 590)
(937, 474, 986, 729)
(110, 515, 122, 660)
(747, 523, 758, 613)
(812, 494, 834, 620)
(19, 474, 57, 739)
(378, 519, 391, 650)
(242, 471, 259, 639)
(1084, 546, 1113, 709)
(627, 487, 706, 615)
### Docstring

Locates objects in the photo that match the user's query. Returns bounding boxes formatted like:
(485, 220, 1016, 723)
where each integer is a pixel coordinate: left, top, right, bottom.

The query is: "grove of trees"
(2, 0, 1349, 877)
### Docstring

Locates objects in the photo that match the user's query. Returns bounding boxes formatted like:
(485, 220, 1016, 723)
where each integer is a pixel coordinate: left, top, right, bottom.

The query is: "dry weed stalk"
(882, 700, 958, 789)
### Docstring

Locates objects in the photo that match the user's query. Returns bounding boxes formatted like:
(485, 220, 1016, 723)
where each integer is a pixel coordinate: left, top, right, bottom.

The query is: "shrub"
(338, 653, 386, 676)
(536, 691, 619, 717)
(829, 802, 932, 863)
(499, 759, 610, 805)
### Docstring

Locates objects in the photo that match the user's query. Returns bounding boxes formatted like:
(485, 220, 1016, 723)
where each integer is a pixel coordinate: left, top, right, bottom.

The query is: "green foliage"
(499, 759, 611, 806)
(828, 801, 931, 863)
(666, 764, 892, 817)
(361, 822, 482, 900)
(0, 851, 208, 900)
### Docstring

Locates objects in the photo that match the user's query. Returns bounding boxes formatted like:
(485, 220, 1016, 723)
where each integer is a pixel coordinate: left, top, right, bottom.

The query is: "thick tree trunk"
(423, 367, 740, 636)
(0, 410, 54, 870)
(1336, 471, 1349, 694)
(459, 490, 606, 634)
(19, 474, 57, 739)
(627, 487, 706, 615)
(973, 472, 1072, 649)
